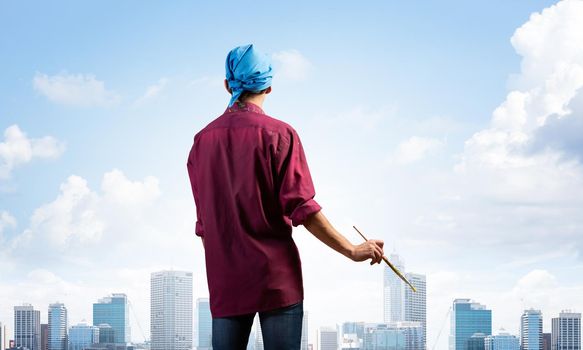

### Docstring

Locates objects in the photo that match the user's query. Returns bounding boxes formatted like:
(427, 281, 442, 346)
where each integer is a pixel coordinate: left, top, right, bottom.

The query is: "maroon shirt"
(187, 101, 321, 318)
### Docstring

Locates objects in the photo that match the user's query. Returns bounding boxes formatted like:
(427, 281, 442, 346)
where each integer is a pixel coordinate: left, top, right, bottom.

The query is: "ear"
(224, 79, 232, 94)
(265, 86, 272, 95)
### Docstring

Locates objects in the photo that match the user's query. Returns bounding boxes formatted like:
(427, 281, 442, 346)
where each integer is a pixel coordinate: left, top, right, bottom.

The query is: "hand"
(350, 239, 385, 265)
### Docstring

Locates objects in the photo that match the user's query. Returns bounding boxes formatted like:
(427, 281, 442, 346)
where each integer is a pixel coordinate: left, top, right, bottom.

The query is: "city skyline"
(2, 1, 583, 349)
(1, 271, 580, 350)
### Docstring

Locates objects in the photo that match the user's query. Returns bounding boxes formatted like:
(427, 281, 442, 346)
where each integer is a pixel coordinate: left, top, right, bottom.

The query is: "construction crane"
(431, 306, 452, 350)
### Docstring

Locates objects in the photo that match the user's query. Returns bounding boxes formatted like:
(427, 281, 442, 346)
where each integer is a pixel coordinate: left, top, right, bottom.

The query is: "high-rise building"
(484, 330, 519, 350)
(318, 327, 338, 350)
(150, 271, 193, 350)
(48, 303, 67, 350)
(383, 254, 405, 323)
(449, 299, 492, 350)
(14, 304, 41, 350)
(92, 294, 130, 345)
(404, 273, 426, 348)
(68, 322, 99, 350)
(41, 324, 48, 350)
(382, 252, 427, 350)
(468, 333, 486, 350)
(254, 316, 264, 350)
(1, 321, 6, 350)
(301, 311, 309, 350)
(97, 324, 114, 344)
(342, 322, 365, 345)
(521, 309, 542, 350)
(362, 322, 423, 350)
(551, 311, 581, 350)
(542, 333, 551, 350)
(196, 298, 212, 350)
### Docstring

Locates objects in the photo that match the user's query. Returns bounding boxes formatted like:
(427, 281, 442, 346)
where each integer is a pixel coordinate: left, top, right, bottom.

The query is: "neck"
(241, 95, 265, 109)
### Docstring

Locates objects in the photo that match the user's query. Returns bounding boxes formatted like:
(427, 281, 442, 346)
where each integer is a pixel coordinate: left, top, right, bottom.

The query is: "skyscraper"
(0, 322, 5, 350)
(404, 273, 426, 348)
(48, 303, 67, 350)
(468, 333, 486, 350)
(41, 324, 48, 350)
(551, 311, 581, 350)
(484, 330, 519, 350)
(150, 271, 193, 350)
(301, 311, 309, 350)
(254, 316, 264, 350)
(362, 322, 423, 350)
(521, 309, 542, 350)
(318, 327, 338, 350)
(92, 294, 130, 344)
(97, 324, 114, 344)
(382, 252, 427, 349)
(196, 298, 212, 350)
(542, 333, 551, 350)
(383, 254, 405, 323)
(14, 304, 41, 350)
(68, 322, 99, 350)
(449, 299, 492, 350)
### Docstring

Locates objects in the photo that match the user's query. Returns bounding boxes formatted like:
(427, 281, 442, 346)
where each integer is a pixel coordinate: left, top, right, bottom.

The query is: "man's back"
(187, 101, 321, 318)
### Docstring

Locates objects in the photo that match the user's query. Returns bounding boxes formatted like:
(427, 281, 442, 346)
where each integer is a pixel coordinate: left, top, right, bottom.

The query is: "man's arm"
(303, 210, 385, 265)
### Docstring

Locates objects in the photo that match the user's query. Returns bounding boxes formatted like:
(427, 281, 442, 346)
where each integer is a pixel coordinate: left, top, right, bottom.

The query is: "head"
(224, 44, 273, 107)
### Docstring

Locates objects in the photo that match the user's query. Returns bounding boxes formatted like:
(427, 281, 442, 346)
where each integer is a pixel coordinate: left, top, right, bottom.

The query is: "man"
(187, 44, 385, 350)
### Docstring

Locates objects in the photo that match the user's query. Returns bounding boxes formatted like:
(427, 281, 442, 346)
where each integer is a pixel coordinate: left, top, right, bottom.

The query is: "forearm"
(303, 210, 354, 259)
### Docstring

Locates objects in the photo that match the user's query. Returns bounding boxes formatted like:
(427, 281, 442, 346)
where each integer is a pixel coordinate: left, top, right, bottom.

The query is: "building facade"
(48, 303, 67, 350)
(382, 252, 427, 349)
(93, 294, 130, 345)
(383, 254, 405, 323)
(362, 322, 423, 350)
(542, 333, 551, 350)
(301, 311, 309, 350)
(150, 271, 193, 350)
(318, 327, 338, 350)
(551, 311, 581, 350)
(484, 331, 519, 350)
(404, 273, 426, 348)
(467, 333, 486, 350)
(14, 304, 41, 350)
(196, 298, 212, 350)
(521, 309, 542, 350)
(68, 323, 99, 350)
(449, 299, 492, 350)
(41, 324, 48, 350)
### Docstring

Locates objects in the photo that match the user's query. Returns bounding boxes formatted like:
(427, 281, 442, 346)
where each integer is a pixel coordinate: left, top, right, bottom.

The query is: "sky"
(1, 0, 583, 349)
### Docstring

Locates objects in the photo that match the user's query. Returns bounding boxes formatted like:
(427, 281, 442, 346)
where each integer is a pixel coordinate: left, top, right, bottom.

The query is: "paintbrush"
(353, 225, 417, 293)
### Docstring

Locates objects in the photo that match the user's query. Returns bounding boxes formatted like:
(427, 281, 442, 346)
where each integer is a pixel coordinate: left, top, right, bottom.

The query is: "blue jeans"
(212, 301, 303, 350)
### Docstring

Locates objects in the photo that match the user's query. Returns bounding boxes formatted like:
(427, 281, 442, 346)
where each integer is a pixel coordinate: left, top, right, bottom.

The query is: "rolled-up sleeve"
(276, 128, 322, 226)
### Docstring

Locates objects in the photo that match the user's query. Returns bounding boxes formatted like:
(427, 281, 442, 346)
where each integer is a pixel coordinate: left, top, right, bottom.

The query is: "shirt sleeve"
(187, 148, 205, 237)
(276, 128, 322, 226)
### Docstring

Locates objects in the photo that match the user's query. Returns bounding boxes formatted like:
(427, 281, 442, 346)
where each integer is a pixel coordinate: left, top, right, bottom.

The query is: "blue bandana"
(225, 44, 273, 107)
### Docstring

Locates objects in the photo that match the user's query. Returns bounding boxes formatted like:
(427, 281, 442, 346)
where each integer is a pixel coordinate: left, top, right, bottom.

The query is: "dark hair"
(238, 88, 268, 102)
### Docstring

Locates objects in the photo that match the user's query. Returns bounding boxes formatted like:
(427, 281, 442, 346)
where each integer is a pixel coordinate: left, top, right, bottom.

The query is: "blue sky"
(2, 1, 583, 349)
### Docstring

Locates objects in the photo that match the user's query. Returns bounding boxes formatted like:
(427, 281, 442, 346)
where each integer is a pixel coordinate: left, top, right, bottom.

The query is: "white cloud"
(272, 49, 312, 81)
(393, 136, 444, 164)
(9, 170, 161, 257)
(134, 78, 168, 106)
(101, 169, 161, 207)
(456, 0, 583, 203)
(33, 72, 120, 107)
(0, 211, 17, 241)
(0, 125, 65, 179)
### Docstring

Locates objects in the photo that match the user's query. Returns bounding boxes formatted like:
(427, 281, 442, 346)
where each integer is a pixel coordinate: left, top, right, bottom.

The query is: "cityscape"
(0, 253, 579, 350)
(1, 1, 583, 350)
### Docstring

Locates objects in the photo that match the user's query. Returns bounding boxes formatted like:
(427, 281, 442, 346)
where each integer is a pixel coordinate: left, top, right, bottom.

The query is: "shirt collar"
(225, 101, 266, 115)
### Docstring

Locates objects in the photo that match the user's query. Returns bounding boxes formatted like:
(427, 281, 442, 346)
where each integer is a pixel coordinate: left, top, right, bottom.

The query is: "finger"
(372, 245, 383, 263)
(371, 239, 385, 249)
